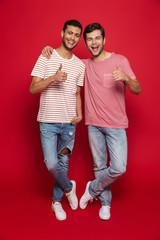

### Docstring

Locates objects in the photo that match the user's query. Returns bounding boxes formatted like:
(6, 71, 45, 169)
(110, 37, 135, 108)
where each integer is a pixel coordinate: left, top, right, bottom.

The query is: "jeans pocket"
(103, 73, 115, 88)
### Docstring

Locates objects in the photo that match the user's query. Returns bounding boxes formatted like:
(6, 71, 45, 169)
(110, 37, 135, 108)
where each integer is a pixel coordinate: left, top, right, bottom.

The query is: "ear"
(61, 30, 64, 38)
(103, 38, 106, 45)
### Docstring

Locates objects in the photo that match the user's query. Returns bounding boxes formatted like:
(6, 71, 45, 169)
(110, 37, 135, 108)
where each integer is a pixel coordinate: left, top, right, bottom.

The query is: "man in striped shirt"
(30, 20, 85, 221)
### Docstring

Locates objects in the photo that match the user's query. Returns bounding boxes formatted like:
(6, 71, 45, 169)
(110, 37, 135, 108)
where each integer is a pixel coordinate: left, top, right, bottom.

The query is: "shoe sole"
(99, 215, 110, 221)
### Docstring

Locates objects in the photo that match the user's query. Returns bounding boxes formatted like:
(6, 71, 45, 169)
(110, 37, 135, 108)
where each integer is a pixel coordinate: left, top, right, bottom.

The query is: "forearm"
(30, 76, 55, 95)
(76, 91, 82, 118)
(70, 86, 83, 125)
(125, 77, 141, 95)
(30, 64, 67, 95)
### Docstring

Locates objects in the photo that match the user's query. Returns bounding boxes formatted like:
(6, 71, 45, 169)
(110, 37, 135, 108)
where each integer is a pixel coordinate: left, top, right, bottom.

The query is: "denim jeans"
(88, 125, 127, 206)
(39, 122, 76, 202)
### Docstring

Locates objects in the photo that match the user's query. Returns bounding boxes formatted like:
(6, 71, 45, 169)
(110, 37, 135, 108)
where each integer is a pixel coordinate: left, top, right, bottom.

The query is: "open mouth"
(91, 46, 99, 52)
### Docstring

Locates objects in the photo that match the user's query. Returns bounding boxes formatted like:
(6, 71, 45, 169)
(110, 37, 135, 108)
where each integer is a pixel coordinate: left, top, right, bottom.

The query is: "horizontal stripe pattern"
(31, 49, 85, 123)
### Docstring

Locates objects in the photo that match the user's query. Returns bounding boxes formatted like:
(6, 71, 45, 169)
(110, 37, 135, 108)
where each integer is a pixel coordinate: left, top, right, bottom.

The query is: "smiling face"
(61, 25, 81, 50)
(85, 30, 105, 57)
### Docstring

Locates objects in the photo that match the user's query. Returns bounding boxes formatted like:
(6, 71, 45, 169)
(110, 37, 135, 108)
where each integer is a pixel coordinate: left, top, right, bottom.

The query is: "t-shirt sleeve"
(81, 59, 87, 64)
(77, 63, 85, 87)
(121, 56, 136, 79)
(31, 54, 47, 79)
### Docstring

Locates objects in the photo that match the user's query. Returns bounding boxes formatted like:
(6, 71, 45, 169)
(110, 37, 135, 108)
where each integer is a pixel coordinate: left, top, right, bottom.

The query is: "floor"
(1, 181, 159, 240)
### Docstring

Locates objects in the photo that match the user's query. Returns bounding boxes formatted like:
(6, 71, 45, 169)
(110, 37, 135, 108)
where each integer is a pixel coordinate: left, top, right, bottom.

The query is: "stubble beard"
(62, 38, 78, 51)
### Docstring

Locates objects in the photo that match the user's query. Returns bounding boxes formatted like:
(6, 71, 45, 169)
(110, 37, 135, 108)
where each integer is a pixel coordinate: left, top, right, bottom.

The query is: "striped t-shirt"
(31, 49, 85, 123)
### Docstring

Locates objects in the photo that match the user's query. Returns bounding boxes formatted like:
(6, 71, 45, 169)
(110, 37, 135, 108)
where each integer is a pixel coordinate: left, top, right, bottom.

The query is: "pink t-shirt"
(83, 53, 136, 129)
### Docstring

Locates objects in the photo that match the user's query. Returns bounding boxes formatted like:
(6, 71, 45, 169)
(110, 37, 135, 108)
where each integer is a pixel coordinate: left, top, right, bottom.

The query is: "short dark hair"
(63, 20, 82, 34)
(83, 23, 105, 42)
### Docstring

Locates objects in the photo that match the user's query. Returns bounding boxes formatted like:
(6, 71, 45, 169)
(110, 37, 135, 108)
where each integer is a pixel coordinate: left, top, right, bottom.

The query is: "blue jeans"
(39, 122, 76, 202)
(88, 125, 127, 206)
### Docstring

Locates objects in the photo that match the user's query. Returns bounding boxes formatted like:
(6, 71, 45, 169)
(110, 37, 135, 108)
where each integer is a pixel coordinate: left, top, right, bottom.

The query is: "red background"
(1, 0, 160, 239)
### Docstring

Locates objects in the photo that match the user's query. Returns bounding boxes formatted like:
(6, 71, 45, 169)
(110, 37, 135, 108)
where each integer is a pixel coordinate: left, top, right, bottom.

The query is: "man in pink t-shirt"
(79, 23, 141, 220)
(42, 23, 141, 221)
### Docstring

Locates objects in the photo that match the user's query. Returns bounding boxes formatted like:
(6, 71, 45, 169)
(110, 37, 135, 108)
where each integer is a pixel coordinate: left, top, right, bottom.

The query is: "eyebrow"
(87, 36, 101, 40)
(68, 31, 80, 36)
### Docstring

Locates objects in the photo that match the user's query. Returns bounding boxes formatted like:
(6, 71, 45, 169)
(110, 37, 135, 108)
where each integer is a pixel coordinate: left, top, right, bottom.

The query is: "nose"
(92, 38, 96, 44)
(71, 34, 75, 40)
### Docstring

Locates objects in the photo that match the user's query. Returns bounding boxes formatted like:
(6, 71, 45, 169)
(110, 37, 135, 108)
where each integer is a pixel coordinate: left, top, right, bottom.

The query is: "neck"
(93, 50, 111, 61)
(56, 44, 73, 59)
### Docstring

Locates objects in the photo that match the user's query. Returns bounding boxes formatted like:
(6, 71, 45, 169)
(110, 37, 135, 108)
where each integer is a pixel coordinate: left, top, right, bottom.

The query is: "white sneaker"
(65, 180, 78, 210)
(51, 202, 66, 221)
(99, 206, 111, 220)
(79, 181, 93, 209)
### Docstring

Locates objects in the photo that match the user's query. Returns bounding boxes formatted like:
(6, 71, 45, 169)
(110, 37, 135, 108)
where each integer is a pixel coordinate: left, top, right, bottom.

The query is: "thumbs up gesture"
(58, 63, 63, 71)
(54, 64, 67, 82)
(112, 65, 129, 82)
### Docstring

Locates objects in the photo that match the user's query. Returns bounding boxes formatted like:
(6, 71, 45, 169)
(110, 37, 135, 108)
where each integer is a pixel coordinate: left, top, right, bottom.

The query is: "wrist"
(124, 74, 130, 82)
(77, 114, 82, 119)
(49, 75, 56, 83)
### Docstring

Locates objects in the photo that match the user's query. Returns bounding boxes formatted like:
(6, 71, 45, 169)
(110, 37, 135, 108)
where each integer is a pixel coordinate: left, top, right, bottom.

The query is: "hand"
(53, 64, 67, 82)
(71, 115, 82, 125)
(112, 65, 129, 82)
(42, 46, 53, 58)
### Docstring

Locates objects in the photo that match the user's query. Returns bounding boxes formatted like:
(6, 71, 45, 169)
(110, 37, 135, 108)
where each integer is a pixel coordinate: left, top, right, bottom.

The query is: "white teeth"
(91, 46, 99, 52)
